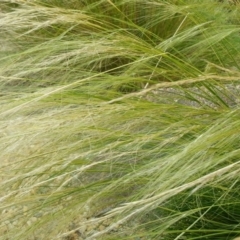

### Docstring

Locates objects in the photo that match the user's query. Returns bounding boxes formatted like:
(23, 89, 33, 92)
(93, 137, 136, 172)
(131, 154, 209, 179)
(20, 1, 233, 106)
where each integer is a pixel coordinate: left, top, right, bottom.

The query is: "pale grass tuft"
(1, 0, 240, 240)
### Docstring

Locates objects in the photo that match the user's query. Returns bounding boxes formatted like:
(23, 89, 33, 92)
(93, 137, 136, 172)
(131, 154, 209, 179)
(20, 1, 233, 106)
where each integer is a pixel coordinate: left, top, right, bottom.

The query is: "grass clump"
(1, 0, 240, 239)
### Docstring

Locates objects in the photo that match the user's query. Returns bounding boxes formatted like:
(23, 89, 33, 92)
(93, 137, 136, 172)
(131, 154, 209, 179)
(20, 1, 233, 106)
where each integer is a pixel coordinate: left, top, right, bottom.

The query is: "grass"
(1, 0, 240, 239)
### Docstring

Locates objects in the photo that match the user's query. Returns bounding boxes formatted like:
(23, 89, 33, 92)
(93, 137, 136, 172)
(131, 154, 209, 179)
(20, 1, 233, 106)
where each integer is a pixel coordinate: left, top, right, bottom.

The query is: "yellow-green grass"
(1, 0, 240, 239)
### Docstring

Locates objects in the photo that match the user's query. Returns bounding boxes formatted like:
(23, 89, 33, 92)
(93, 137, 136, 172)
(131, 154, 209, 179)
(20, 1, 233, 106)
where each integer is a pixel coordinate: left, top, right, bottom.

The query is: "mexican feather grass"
(1, 0, 240, 239)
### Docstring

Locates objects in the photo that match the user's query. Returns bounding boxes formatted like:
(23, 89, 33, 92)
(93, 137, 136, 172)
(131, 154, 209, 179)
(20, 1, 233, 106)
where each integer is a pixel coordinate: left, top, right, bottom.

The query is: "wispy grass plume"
(1, 0, 240, 239)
